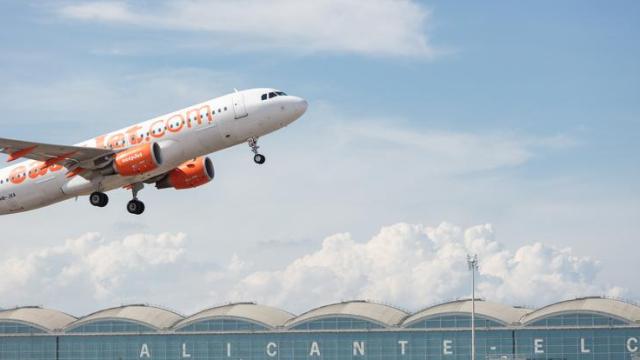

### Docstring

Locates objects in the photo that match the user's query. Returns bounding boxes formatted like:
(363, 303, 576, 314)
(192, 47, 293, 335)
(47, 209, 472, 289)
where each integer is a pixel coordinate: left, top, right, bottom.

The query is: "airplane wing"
(0, 137, 113, 167)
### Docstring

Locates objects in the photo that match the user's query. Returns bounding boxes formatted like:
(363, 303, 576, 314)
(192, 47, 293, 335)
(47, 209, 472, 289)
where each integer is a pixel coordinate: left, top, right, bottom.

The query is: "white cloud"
(0, 223, 622, 315)
(57, 0, 437, 57)
(229, 222, 624, 312)
(58, 1, 136, 23)
(0, 233, 188, 310)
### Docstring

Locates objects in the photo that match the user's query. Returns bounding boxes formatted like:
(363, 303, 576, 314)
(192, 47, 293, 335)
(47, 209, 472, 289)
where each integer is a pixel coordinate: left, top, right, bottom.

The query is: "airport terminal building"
(1, 297, 639, 360)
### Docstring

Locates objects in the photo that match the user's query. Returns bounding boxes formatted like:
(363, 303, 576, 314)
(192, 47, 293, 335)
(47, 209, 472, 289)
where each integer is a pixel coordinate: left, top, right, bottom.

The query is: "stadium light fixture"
(467, 254, 479, 360)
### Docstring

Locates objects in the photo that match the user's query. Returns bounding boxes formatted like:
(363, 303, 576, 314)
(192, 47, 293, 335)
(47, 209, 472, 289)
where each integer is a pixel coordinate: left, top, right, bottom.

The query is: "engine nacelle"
(112, 143, 163, 176)
(156, 157, 214, 190)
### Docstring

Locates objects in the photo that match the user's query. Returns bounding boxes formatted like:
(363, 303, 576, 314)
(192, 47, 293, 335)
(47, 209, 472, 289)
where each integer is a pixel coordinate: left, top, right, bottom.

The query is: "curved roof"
(286, 301, 408, 328)
(0, 307, 76, 332)
(403, 299, 529, 327)
(174, 302, 294, 329)
(66, 304, 183, 331)
(521, 297, 640, 325)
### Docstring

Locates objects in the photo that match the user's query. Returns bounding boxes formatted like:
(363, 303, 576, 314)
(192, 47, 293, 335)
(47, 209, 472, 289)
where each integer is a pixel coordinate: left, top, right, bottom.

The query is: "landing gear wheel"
(89, 192, 109, 207)
(247, 137, 266, 164)
(253, 154, 266, 164)
(127, 199, 145, 215)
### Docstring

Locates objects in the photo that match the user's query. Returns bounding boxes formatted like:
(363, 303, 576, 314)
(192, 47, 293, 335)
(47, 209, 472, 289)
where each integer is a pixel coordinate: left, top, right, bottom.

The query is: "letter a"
(140, 344, 150, 358)
(309, 341, 321, 356)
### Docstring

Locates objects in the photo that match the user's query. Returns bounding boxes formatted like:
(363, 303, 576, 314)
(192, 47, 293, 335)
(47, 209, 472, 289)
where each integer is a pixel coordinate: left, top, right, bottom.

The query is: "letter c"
(628, 337, 638, 353)
(266, 342, 277, 357)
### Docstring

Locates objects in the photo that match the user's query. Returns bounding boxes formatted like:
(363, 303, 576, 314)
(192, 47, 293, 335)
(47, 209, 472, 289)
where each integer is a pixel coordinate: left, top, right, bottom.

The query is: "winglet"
(7, 145, 37, 162)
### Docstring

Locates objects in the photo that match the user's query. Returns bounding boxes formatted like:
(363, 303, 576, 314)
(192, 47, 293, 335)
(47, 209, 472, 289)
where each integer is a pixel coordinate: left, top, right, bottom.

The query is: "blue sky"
(0, 1, 638, 314)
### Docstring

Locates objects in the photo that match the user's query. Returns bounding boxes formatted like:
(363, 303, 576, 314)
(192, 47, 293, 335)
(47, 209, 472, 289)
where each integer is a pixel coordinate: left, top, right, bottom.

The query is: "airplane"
(0, 88, 307, 215)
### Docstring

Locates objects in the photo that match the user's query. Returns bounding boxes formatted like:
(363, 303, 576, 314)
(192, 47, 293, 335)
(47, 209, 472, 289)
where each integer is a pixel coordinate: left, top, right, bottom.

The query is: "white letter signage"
(398, 340, 408, 355)
(443, 340, 453, 355)
(140, 344, 150, 358)
(309, 341, 321, 356)
(266, 342, 278, 357)
(534, 339, 544, 354)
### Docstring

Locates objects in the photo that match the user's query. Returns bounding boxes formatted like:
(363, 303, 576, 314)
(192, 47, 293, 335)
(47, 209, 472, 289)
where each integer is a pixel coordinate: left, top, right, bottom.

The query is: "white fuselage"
(0, 88, 307, 215)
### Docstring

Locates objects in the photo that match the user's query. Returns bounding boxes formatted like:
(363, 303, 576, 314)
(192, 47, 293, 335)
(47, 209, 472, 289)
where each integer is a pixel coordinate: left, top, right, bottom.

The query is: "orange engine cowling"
(113, 142, 163, 176)
(156, 157, 214, 190)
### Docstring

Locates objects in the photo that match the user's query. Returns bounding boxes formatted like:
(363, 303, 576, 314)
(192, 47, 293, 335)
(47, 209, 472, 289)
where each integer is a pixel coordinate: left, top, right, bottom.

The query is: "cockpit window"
(261, 91, 287, 101)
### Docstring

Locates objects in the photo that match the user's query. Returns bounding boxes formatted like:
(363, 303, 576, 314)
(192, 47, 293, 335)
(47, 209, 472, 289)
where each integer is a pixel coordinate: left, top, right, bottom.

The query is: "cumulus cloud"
(56, 0, 437, 57)
(229, 222, 624, 311)
(0, 233, 190, 311)
(0, 224, 624, 315)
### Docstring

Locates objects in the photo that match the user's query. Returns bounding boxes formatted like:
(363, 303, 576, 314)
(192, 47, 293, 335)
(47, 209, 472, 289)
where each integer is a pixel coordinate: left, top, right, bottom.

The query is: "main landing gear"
(248, 137, 266, 165)
(89, 192, 109, 207)
(90, 185, 145, 215)
(127, 183, 145, 215)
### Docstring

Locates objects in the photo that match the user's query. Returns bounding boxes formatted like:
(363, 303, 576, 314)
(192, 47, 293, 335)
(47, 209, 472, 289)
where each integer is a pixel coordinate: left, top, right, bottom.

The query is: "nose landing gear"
(253, 154, 266, 164)
(248, 137, 266, 165)
(127, 183, 145, 215)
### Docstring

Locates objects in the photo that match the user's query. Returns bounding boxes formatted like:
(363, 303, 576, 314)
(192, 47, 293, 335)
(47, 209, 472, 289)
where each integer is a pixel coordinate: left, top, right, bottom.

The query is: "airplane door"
(231, 92, 248, 119)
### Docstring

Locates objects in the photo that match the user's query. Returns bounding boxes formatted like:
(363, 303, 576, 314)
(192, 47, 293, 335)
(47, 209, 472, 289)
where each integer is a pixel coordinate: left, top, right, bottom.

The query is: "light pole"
(467, 254, 479, 360)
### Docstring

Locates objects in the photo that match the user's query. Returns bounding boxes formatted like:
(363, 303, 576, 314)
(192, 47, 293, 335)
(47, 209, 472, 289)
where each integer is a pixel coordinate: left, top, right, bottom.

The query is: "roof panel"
(0, 307, 76, 332)
(66, 305, 183, 331)
(520, 297, 640, 325)
(286, 301, 408, 328)
(174, 303, 294, 329)
(402, 299, 529, 327)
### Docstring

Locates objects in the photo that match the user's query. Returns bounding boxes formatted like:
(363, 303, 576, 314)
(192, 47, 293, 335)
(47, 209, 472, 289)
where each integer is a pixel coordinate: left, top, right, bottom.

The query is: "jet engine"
(111, 143, 163, 176)
(155, 157, 214, 190)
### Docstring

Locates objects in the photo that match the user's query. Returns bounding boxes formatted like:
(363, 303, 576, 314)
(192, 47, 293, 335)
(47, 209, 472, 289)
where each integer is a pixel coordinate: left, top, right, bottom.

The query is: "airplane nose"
(291, 97, 308, 118)
(299, 99, 308, 114)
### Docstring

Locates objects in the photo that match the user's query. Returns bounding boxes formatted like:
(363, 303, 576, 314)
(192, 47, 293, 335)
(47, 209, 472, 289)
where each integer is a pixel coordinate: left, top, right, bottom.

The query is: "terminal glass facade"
(66, 320, 155, 334)
(1, 327, 640, 359)
(2, 298, 640, 359)
(176, 319, 267, 332)
(406, 315, 504, 329)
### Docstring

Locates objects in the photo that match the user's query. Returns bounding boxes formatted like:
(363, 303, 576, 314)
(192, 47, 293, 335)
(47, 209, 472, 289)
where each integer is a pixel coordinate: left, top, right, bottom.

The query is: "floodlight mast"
(467, 254, 479, 360)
